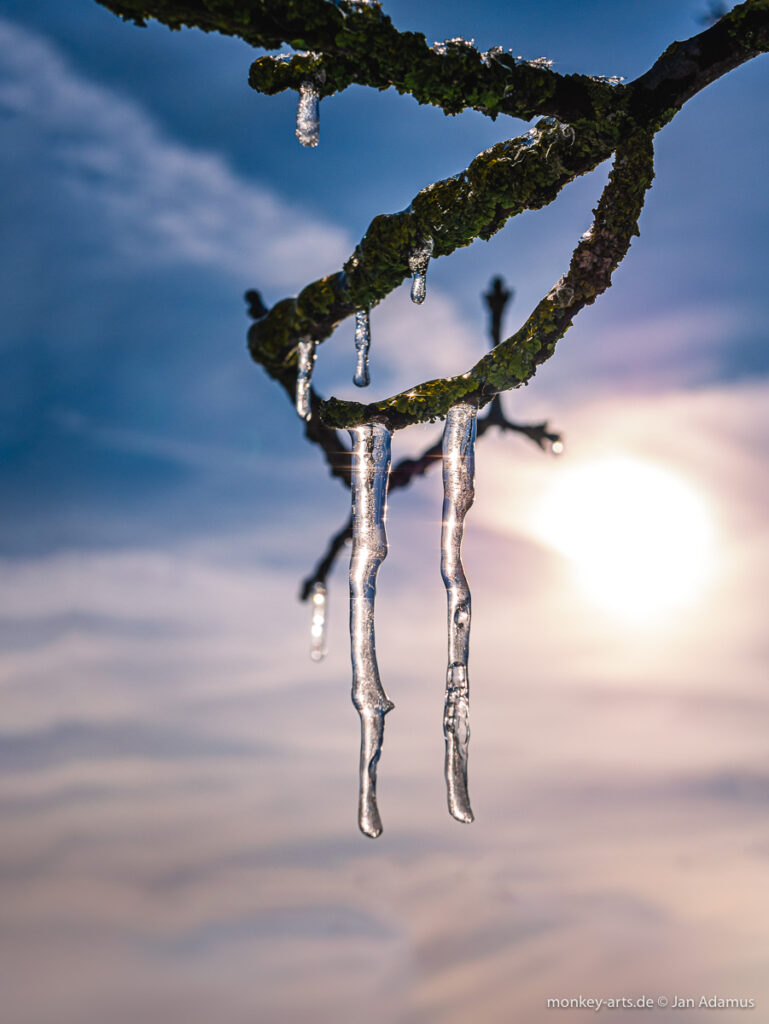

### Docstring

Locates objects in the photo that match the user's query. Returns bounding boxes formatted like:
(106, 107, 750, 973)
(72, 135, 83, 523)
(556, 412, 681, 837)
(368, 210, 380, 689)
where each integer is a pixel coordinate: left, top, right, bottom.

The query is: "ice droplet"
(551, 438, 565, 456)
(353, 308, 371, 388)
(295, 338, 316, 420)
(409, 236, 433, 305)
(348, 422, 394, 837)
(296, 80, 319, 147)
(309, 582, 328, 661)
(440, 403, 477, 824)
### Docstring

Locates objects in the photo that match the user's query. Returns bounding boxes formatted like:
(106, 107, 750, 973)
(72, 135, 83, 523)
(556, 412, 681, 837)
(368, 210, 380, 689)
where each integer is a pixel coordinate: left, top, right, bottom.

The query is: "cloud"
(0, 17, 353, 290)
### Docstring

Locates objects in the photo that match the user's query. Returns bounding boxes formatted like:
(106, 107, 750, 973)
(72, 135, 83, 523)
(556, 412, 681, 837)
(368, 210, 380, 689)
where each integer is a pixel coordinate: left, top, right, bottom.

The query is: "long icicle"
(441, 402, 477, 823)
(295, 338, 316, 420)
(348, 422, 393, 838)
(353, 308, 371, 387)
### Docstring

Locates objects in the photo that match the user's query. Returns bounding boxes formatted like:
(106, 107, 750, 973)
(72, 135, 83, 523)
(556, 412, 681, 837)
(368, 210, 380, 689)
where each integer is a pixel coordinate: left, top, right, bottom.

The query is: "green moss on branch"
(321, 130, 655, 429)
(248, 116, 619, 388)
(97, 0, 620, 123)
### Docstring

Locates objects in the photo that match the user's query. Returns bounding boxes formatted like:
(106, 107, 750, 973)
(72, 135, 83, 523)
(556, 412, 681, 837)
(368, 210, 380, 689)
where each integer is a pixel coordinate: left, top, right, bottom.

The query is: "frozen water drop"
(295, 338, 316, 420)
(348, 423, 394, 837)
(296, 80, 319, 147)
(551, 439, 564, 456)
(309, 582, 328, 661)
(441, 403, 477, 824)
(409, 236, 433, 305)
(353, 308, 371, 388)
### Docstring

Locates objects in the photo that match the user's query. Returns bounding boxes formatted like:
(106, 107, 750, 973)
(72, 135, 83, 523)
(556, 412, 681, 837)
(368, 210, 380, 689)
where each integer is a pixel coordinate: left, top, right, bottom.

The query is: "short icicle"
(309, 582, 327, 662)
(295, 338, 316, 420)
(353, 308, 371, 388)
(296, 80, 320, 147)
(409, 236, 434, 304)
(348, 422, 394, 838)
(440, 402, 477, 823)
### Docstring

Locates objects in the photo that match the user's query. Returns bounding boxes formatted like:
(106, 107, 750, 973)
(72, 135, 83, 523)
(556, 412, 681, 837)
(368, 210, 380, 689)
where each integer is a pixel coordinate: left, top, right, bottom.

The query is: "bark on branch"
(97, 0, 769, 434)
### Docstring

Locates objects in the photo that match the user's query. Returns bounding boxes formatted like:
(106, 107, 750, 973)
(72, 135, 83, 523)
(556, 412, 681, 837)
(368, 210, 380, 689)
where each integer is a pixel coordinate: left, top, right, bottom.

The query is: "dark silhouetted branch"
(298, 277, 562, 597)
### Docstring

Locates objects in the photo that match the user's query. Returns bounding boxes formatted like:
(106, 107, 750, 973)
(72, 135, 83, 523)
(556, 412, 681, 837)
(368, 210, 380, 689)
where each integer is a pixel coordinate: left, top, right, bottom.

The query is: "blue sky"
(1, 3, 768, 1022)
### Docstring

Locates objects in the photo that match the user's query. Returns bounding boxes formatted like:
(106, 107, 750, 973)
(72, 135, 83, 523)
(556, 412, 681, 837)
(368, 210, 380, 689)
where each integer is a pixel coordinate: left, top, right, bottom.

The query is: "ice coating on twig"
(348, 423, 393, 837)
(432, 37, 475, 56)
(295, 338, 316, 420)
(441, 403, 477, 824)
(353, 308, 371, 387)
(309, 582, 327, 661)
(409, 236, 433, 304)
(589, 73, 625, 86)
(296, 80, 319, 147)
(518, 55, 553, 68)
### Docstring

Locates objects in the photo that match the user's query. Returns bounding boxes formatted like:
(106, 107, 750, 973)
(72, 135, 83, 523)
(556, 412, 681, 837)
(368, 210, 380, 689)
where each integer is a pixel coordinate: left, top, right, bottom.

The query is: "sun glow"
(535, 455, 717, 623)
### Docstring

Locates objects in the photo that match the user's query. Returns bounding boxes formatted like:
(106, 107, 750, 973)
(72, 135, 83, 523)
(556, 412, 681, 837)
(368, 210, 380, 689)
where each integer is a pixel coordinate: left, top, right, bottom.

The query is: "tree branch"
(248, 114, 617, 372)
(321, 127, 656, 428)
(97, 0, 620, 122)
(298, 277, 562, 597)
(99, 0, 769, 434)
(248, 26, 620, 124)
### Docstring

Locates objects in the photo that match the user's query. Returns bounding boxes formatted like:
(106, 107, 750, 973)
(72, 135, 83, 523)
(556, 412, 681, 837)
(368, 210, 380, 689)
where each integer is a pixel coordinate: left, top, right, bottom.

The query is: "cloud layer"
(2, 380, 768, 1023)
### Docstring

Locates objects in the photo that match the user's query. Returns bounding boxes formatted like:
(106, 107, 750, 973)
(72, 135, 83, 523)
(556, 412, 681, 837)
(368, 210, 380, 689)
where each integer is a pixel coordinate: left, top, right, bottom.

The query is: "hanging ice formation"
(353, 309, 371, 388)
(296, 80, 320, 147)
(295, 338, 316, 420)
(440, 403, 477, 823)
(309, 582, 327, 661)
(408, 236, 434, 304)
(348, 423, 394, 837)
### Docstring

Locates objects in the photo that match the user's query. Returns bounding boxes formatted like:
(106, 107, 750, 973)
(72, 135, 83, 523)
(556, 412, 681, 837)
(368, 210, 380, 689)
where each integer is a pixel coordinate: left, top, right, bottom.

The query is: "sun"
(533, 455, 717, 624)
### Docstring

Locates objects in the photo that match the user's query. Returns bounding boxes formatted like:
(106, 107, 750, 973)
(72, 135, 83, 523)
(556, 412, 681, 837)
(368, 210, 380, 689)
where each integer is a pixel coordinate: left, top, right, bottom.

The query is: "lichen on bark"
(96, 0, 769, 432)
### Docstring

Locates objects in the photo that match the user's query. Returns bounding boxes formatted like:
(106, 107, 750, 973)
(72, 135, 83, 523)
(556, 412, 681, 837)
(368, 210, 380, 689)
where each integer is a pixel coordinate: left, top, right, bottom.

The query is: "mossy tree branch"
(247, 113, 618, 372)
(97, 0, 621, 122)
(97, 0, 769, 435)
(322, 127, 655, 428)
(299, 277, 561, 599)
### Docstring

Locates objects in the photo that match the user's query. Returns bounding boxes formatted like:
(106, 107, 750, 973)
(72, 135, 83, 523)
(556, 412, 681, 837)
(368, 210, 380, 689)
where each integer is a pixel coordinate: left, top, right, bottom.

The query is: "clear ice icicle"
(440, 403, 477, 824)
(409, 236, 434, 304)
(309, 582, 327, 661)
(295, 338, 316, 420)
(296, 80, 319, 147)
(348, 422, 393, 838)
(353, 309, 371, 388)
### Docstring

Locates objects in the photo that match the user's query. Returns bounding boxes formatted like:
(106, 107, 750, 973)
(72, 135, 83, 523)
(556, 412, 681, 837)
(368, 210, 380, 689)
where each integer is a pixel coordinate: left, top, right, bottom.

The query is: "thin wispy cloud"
(0, 17, 350, 290)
